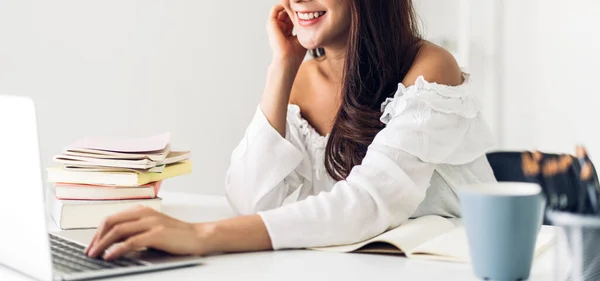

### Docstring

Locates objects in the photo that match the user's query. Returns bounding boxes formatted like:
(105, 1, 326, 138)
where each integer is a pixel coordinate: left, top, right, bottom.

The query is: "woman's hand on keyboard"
(85, 206, 211, 260)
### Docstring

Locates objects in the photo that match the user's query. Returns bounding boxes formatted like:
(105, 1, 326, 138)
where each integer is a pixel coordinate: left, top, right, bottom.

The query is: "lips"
(297, 11, 326, 20)
(295, 11, 326, 27)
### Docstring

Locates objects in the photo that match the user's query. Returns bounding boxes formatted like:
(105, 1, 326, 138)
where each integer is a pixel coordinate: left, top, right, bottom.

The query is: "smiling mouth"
(297, 11, 326, 21)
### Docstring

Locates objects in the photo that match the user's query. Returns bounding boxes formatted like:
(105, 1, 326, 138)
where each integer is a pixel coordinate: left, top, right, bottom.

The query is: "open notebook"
(310, 215, 555, 263)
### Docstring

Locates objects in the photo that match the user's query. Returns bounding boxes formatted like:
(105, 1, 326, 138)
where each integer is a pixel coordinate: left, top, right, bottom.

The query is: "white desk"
(1, 191, 555, 281)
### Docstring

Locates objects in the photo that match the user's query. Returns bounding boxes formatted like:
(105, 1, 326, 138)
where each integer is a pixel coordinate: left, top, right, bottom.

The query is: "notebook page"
(67, 133, 170, 153)
(407, 224, 556, 263)
(310, 215, 455, 253)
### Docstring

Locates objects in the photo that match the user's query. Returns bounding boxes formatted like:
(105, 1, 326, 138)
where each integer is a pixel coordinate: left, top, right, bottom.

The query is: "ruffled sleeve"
(257, 75, 496, 250)
(224, 105, 315, 215)
(377, 75, 495, 164)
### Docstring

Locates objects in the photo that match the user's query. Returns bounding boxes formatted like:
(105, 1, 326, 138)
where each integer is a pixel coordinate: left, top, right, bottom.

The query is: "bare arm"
(197, 215, 272, 254)
(85, 208, 271, 260)
(261, 4, 307, 136)
(260, 62, 300, 136)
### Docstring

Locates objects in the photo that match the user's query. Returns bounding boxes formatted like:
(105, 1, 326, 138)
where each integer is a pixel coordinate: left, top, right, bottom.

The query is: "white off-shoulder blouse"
(225, 75, 497, 250)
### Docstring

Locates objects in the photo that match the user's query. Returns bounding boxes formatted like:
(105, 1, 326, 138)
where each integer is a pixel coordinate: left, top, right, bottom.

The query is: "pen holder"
(547, 210, 600, 281)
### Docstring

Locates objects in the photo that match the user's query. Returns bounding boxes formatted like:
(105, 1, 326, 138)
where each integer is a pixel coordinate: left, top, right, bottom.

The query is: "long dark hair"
(322, 0, 422, 181)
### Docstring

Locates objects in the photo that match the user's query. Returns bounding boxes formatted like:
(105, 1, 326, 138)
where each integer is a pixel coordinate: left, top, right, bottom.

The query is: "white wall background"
(416, 0, 501, 145)
(2, 1, 599, 196)
(418, 0, 600, 161)
(0, 0, 278, 195)
(503, 0, 600, 160)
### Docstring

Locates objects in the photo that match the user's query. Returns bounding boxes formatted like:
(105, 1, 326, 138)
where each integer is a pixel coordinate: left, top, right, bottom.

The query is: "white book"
(63, 148, 170, 162)
(53, 151, 190, 171)
(54, 155, 157, 169)
(63, 164, 166, 173)
(49, 197, 162, 230)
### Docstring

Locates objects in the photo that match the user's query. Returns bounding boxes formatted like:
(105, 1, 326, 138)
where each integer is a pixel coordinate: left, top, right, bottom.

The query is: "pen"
(581, 162, 599, 214)
(576, 146, 600, 215)
(554, 157, 574, 212)
(522, 152, 549, 204)
(559, 155, 583, 213)
(541, 159, 560, 210)
(532, 151, 545, 183)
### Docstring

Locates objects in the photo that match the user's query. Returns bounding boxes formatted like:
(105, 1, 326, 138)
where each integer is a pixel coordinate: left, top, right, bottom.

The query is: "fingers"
(87, 217, 156, 258)
(278, 10, 294, 34)
(269, 3, 286, 30)
(269, 4, 285, 20)
(97, 206, 153, 240)
(279, 7, 294, 23)
(269, 4, 293, 29)
(85, 206, 153, 255)
(103, 230, 160, 260)
(274, 9, 294, 36)
(283, 11, 294, 26)
(84, 231, 99, 255)
(277, 9, 287, 22)
(268, 4, 285, 32)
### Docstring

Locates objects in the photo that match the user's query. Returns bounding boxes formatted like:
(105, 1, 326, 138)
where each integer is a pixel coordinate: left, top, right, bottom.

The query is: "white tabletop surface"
(1, 191, 555, 281)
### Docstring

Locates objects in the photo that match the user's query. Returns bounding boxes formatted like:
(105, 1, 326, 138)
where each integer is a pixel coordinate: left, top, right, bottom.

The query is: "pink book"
(54, 181, 163, 200)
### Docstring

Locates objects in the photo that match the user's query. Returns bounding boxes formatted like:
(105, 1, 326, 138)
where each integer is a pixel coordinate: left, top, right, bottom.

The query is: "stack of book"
(46, 133, 192, 229)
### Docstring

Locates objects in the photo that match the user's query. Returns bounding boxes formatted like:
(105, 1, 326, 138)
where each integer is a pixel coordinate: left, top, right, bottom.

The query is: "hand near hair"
(85, 206, 211, 260)
(267, 4, 307, 67)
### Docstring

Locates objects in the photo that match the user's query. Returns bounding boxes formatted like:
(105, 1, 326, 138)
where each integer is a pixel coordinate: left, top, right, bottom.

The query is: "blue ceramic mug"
(458, 182, 545, 281)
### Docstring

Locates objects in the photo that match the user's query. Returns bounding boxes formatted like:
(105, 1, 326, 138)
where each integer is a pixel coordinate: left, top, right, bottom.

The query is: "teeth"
(298, 11, 326, 21)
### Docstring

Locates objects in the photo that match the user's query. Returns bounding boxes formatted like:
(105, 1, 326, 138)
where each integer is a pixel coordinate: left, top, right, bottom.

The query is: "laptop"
(0, 95, 203, 281)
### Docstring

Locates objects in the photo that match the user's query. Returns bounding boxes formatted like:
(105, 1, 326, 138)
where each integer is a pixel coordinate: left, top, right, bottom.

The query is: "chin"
(297, 34, 322, 50)
(299, 41, 320, 50)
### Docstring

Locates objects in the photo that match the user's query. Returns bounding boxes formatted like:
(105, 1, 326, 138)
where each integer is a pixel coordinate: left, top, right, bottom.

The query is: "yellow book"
(47, 160, 192, 186)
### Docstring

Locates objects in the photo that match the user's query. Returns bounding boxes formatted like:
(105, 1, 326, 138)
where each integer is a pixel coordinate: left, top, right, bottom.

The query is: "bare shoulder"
(402, 41, 463, 87)
(289, 58, 320, 105)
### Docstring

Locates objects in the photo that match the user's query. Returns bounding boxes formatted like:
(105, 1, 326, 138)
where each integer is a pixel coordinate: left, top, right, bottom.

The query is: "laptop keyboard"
(49, 233, 145, 274)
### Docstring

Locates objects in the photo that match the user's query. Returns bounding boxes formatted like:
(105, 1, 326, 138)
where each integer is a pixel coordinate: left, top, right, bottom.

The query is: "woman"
(86, 0, 496, 260)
